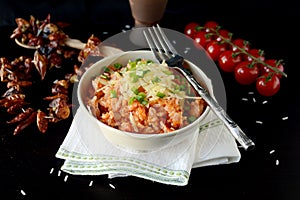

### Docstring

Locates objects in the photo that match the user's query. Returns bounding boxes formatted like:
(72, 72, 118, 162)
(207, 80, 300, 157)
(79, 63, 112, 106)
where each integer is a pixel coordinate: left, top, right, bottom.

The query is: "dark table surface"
(0, 0, 298, 200)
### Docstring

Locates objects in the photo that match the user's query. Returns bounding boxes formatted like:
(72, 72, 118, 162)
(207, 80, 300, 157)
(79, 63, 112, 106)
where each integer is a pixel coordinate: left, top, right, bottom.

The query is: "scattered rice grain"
(241, 98, 248, 101)
(109, 183, 116, 189)
(172, 40, 176, 44)
(89, 180, 93, 187)
(262, 100, 268, 104)
(255, 120, 263, 124)
(64, 175, 68, 182)
(125, 24, 130, 29)
(282, 116, 288, 120)
(269, 150, 275, 154)
(58, 170, 61, 177)
(276, 159, 279, 165)
(184, 47, 190, 54)
(252, 97, 256, 103)
(248, 91, 254, 94)
(103, 31, 108, 35)
(20, 189, 26, 196)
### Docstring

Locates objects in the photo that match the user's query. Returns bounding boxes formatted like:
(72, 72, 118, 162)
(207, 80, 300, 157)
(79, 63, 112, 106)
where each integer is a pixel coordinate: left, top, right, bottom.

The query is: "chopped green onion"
(147, 60, 154, 64)
(104, 66, 110, 73)
(156, 92, 166, 98)
(129, 72, 139, 83)
(162, 69, 173, 75)
(114, 63, 122, 69)
(135, 70, 144, 77)
(131, 87, 139, 95)
(110, 90, 117, 98)
(100, 74, 109, 80)
(141, 100, 148, 105)
(136, 92, 146, 101)
(152, 76, 161, 83)
(129, 97, 135, 105)
(132, 76, 139, 83)
(188, 116, 197, 123)
(128, 61, 136, 70)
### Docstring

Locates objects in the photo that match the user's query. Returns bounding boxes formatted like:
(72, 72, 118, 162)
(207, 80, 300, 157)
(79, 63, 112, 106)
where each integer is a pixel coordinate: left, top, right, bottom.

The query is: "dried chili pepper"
(13, 111, 37, 135)
(1, 14, 105, 136)
(36, 110, 48, 133)
(55, 100, 70, 120)
(7, 101, 29, 114)
(10, 18, 30, 39)
(7, 107, 34, 124)
(32, 50, 48, 80)
(78, 34, 102, 62)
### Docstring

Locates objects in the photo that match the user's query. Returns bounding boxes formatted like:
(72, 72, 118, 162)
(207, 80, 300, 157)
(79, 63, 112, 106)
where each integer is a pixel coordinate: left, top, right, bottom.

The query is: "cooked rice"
(85, 59, 206, 134)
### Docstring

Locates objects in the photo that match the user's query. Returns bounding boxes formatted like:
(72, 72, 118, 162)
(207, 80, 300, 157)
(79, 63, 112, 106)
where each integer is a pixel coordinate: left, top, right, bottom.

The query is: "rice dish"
(85, 58, 206, 134)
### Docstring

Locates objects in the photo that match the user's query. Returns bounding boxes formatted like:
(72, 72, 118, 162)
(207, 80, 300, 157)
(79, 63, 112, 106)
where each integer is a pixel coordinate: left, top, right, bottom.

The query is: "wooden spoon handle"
(64, 38, 86, 50)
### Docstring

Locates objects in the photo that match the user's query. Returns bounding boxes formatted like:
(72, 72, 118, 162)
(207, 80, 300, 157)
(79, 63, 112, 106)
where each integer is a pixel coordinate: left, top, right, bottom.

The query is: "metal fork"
(143, 25, 255, 151)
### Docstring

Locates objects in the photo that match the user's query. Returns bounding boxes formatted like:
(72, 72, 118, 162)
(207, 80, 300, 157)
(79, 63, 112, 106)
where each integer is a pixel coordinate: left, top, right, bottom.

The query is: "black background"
(0, 0, 298, 199)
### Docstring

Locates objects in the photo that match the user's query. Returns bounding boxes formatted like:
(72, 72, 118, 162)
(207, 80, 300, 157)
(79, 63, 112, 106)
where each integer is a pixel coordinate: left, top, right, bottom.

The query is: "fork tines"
(143, 25, 178, 63)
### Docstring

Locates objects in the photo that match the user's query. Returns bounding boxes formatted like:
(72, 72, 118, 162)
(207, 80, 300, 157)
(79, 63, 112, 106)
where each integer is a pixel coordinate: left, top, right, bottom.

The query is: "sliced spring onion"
(151, 76, 161, 83)
(131, 87, 139, 95)
(104, 66, 110, 73)
(162, 69, 173, 75)
(110, 90, 117, 98)
(188, 116, 197, 123)
(100, 74, 109, 80)
(113, 63, 122, 69)
(127, 61, 137, 70)
(136, 92, 146, 101)
(156, 92, 166, 98)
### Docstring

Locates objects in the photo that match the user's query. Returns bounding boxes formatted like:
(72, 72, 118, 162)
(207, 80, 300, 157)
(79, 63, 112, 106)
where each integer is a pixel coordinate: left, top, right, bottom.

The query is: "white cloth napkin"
(55, 105, 240, 186)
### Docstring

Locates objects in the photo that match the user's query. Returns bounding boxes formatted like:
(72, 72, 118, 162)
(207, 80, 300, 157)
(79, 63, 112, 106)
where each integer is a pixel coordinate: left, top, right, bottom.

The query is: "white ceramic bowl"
(77, 50, 213, 152)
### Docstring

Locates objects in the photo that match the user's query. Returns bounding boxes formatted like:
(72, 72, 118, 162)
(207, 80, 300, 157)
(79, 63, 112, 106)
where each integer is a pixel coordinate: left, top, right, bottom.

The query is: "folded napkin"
(55, 105, 241, 186)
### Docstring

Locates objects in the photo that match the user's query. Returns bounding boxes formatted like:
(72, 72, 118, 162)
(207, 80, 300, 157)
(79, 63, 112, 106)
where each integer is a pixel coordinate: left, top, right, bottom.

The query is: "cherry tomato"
(204, 21, 219, 33)
(234, 61, 260, 85)
(260, 59, 285, 78)
(194, 31, 213, 48)
(218, 50, 243, 72)
(231, 38, 250, 52)
(184, 22, 200, 39)
(205, 41, 227, 61)
(244, 49, 265, 62)
(215, 29, 232, 42)
(256, 73, 280, 96)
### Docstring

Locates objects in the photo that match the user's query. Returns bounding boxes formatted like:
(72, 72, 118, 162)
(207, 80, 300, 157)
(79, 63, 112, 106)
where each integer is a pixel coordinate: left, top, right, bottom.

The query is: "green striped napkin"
(55, 107, 240, 186)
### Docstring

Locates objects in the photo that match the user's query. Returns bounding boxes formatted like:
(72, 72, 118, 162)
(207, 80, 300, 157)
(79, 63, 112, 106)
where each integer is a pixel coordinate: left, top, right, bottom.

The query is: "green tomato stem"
(212, 29, 288, 78)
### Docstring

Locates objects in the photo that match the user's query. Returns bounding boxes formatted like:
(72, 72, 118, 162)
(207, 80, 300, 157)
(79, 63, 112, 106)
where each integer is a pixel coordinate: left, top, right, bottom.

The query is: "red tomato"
(218, 50, 243, 72)
(205, 41, 227, 61)
(244, 49, 265, 62)
(204, 21, 219, 33)
(260, 59, 285, 78)
(194, 31, 212, 48)
(231, 38, 250, 52)
(184, 22, 200, 39)
(256, 73, 280, 96)
(215, 29, 232, 42)
(234, 61, 260, 85)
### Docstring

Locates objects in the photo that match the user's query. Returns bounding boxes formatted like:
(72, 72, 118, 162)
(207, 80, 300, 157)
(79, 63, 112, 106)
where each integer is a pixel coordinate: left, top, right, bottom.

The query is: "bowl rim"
(77, 50, 211, 139)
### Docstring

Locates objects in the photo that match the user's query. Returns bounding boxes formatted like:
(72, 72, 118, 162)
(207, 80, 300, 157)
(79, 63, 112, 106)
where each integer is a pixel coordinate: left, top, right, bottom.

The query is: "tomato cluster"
(184, 21, 286, 97)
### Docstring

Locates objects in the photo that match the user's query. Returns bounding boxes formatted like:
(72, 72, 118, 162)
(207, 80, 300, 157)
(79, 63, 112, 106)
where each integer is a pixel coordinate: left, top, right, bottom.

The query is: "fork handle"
(176, 66, 255, 151)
